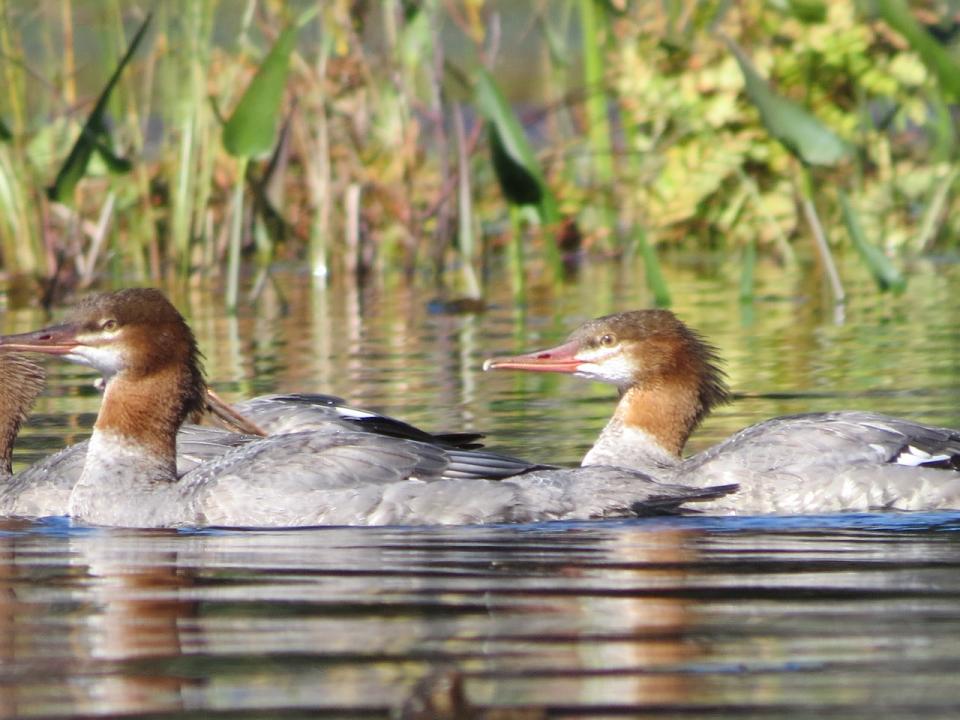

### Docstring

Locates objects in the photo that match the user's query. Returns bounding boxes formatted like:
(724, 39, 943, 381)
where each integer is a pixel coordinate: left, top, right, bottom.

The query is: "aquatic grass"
(799, 171, 845, 305)
(222, 9, 314, 311)
(0, 145, 39, 274)
(165, 0, 218, 276)
(617, 73, 670, 302)
(578, 0, 616, 246)
(739, 235, 756, 302)
(474, 65, 561, 285)
(302, 34, 333, 282)
(634, 227, 671, 307)
(0, 1, 958, 307)
(726, 36, 849, 304)
(0, 12, 36, 279)
(839, 191, 906, 293)
(0, 0, 25, 137)
(453, 103, 481, 299)
(46, 12, 149, 204)
(914, 166, 959, 253)
(103, 2, 156, 281)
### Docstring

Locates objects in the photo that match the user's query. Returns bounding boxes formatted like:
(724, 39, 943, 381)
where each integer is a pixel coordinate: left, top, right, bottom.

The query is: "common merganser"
(1, 333, 479, 519)
(0, 344, 263, 520)
(484, 309, 960, 514)
(0, 290, 732, 527)
(0, 352, 246, 517)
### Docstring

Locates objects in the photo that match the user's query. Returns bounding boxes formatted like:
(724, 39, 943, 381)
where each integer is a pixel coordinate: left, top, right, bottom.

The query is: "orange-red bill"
(482, 338, 582, 374)
(0, 323, 81, 356)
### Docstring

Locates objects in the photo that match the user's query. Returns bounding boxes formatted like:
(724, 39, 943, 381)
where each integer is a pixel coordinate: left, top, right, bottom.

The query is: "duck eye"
(599, 333, 616, 347)
(101, 319, 118, 331)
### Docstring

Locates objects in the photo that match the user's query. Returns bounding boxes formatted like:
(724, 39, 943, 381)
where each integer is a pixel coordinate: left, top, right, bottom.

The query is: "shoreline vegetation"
(0, 1, 956, 310)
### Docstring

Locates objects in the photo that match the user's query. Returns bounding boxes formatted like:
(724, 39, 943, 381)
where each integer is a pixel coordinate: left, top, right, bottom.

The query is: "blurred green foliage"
(0, 0, 957, 303)
(607, 0, 958, 279)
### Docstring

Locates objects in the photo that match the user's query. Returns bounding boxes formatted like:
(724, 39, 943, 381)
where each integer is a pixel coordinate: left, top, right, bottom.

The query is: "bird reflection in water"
(0, 522, 714, 717)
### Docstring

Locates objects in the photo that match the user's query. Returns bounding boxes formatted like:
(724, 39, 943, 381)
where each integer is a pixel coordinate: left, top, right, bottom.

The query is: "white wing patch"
(334, 407, 377, 419)
(896, 445, 952, 467)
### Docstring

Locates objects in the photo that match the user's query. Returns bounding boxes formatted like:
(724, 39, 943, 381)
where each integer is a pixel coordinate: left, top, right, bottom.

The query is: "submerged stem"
(226, 157, 248, 313)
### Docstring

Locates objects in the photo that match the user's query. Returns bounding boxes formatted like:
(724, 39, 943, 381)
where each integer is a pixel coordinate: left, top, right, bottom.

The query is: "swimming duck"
(484, 310, 960, 513)
(0, 292, 731, 527)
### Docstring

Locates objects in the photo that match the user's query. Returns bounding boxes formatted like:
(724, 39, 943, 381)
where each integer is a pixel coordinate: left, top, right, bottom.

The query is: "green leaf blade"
(223, 24, 299, 159)
(474, 68, 543, 185)
(473, 67, 558, 224)
(727, 38, 849, 167)
(488, 125, 542, 207)
(93, 137, 134, 174)
(839, 192, 906, 293)
(636, 228, 671, 307)
(47, 13, 152, 203)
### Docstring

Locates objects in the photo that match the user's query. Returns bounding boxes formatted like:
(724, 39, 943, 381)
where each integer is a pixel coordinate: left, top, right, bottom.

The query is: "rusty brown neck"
(614, 378, 704, 457)
(95, 364, 200, 476)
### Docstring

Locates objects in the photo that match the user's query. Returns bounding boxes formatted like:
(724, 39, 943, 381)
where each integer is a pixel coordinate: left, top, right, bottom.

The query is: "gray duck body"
(0, 424, 256, 518)
(621, 411, 960, 514)
(69, 430, 731, 528)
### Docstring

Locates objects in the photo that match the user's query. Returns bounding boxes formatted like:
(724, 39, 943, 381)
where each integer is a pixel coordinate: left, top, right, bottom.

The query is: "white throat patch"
(66, 345, 125, 378)
(573, 348, 635, 388)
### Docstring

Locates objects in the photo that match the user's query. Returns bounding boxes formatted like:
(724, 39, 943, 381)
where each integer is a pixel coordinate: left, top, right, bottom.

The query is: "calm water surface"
(2, 257, 960, 718)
